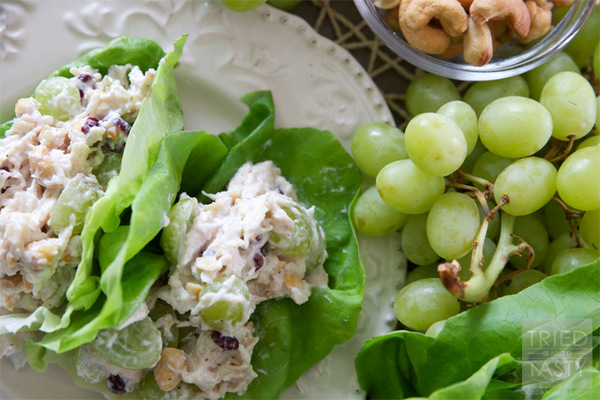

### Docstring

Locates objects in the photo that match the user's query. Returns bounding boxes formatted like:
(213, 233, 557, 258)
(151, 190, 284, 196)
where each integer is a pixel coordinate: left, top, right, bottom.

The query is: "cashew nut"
(398, 0, 469, 54)
(521, 0, 553, 43)
(470, 0, 531, 38)
(401, 0, 469, 37)
(384, 6, 401, 31)
(550, 0, 573, 7)
(457, 0, 474, 9)
(439, 37, 466, 59)
(464, 17, 494, 66)
(374, 0, 401, 9)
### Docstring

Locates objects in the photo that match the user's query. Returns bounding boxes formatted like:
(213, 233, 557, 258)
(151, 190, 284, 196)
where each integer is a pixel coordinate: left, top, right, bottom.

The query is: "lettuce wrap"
(0, 36, 186, 341)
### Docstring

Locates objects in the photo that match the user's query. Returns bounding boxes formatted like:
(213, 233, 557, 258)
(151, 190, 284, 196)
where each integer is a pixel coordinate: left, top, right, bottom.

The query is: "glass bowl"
(354, 0, 596, 81)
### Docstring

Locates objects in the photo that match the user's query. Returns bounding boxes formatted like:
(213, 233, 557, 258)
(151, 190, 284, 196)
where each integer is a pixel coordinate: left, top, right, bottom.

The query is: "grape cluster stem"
(438, 194, 535, 303)
(544, 135, 576, 163)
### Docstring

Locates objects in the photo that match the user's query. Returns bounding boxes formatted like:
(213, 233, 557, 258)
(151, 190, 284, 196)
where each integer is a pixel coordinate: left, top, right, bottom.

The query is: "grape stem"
(545, 135, 576, 163)
(550, 197, 587, 248)
(438, 206, 533, 303)
(455, 170, 495, 197)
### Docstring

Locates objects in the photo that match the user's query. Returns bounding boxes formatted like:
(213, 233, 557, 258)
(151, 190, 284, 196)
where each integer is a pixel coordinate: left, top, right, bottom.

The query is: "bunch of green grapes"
(351, 27, 599, 332)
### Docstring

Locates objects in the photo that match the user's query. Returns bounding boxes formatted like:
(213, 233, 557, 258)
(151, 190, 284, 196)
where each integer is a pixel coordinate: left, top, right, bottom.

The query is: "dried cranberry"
(113, 118, 131, 135)
(253, 253, 264, 269)
(77, 74, 96, 101)
(77, 74, 92, 83)
(81, 117, 100, 134)
(106, 374, 126, 395)
(211, 330, 239, 351)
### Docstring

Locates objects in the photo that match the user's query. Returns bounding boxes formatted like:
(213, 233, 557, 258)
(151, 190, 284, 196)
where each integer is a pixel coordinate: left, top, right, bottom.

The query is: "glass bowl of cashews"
(354, 0, 596, 80)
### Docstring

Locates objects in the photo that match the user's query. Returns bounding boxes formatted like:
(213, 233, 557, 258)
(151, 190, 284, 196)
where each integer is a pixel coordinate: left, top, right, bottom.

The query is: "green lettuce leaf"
(407, 353, 518, 400)
(200, 90, 275, 197)
(356, 260, 600, 399)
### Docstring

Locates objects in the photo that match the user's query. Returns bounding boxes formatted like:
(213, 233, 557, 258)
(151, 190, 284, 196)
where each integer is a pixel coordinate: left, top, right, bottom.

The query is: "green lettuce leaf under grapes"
(356, 260, 600, 399)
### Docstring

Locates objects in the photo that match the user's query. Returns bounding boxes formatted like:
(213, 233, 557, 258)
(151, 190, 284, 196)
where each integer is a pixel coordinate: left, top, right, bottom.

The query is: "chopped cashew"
(154, 347, 187, 391)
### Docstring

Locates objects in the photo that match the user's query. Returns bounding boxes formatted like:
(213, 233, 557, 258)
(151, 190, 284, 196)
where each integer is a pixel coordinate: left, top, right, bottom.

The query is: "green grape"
(91, 317, 162, 370)
(376, 159, 445, 214)
(579, 209, 599, 252)
(510, 214, 549, 269)
(463, 76, 530, 116)
(472, 151, 514, 187)
(542, 199, 570, 239)
(556, 146, 600, 211)
(424, 320, 446, 338)
(455, 237, 496, 281)
(525, 52, 579, 101)
(405, 263, 439, 285)
(460, 140, 487, 173)
(267, 0, 300, 10)
(221, 0, 267, 12)
(405, 113, 467, 177)
(500, 269, 547, 296)
(596, 96, 600, 132)
(49, 173, 103, 235)
(405, 74, 460, 116)
(551, 248, 599, 276)
(34, 76, 81, 121)
(544, 233, 574, 275)
(148, 301, 179, 348)
(426, 192, 480, 260)
(540, 71, 597, 141)
(198, 276, 251, 331)
(401, 213, 441, 266)
(494, 157, 557, 216)
(594, 41, 599, 77)
(270, 205, 326, 271)
(576, 134, 600, 150)
(437, 100, 479, 156)
(92, 152, 122, 188)
(352, 185, 408, 236)
(393, 278, 460, 331)
(351, 122, 408, 178)
(554, 5, 600, 68)
(160, 197, 196, 264)
(478, 96, 553, 158)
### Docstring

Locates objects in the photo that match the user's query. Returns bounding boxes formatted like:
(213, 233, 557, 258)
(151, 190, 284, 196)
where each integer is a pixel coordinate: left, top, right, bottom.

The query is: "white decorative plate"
(0, 1, 406, 398)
